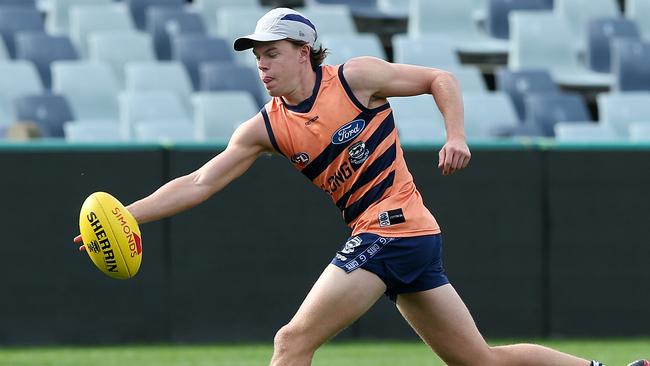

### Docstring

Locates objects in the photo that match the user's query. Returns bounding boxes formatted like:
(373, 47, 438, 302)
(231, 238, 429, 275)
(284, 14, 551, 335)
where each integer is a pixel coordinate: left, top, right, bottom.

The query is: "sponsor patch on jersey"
(378, 208, 406, 227)
(290, 152, 310, 168)
(348, 141, 369, 164)
(332, 119, 365, 145)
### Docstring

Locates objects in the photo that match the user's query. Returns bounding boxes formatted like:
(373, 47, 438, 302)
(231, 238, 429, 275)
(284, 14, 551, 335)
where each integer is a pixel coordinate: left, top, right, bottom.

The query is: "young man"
(75, 7, 646, 366)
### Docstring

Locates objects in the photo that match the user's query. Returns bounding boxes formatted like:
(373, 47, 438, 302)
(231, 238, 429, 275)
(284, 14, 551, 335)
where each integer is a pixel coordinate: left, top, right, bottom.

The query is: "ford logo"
(332, 119, 365, 145)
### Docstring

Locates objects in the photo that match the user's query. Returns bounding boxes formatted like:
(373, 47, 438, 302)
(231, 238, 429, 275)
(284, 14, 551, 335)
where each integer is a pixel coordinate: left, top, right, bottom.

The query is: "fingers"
(438, 148, 446, 169)
(74, 234, 82, 244)
(439, 143, 471, 176)
(79, 245, 86, 252)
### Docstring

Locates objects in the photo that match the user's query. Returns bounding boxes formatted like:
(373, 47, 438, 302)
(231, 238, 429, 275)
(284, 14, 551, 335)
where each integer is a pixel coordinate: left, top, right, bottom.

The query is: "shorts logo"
(332, 119, 365, 145)
(348, 141, 369, 165)
(291, 152, 310, 168)
(335, 253, 347, 261)
(378, 208, 406, 227)
(341, 235, 363, 254)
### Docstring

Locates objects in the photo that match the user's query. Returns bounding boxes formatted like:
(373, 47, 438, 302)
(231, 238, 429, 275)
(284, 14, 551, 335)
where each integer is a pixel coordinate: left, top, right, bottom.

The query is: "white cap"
(234, 8, 317, 51)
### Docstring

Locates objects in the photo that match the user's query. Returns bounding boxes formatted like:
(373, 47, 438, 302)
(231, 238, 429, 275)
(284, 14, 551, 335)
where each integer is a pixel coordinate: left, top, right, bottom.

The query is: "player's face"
(253, 40, 306, 97)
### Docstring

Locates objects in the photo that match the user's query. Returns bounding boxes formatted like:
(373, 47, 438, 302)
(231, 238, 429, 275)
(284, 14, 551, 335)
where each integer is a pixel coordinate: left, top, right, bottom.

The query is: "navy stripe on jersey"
(344, 170, 396, 224)
(338, 63, 390, 114)
(349, 112, 395, 172)
(336, 142, 396, 211)
(301, 110, 375, 181)
(261, 108, 283, 156)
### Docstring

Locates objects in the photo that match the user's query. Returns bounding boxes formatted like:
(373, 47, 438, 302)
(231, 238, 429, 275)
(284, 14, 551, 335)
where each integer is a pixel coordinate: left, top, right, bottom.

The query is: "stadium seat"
(63, 120, 124, 142)
(496, 68, 561, 120)
(321, 34, 386, 65)
(13, 93, 74, 137)
(388, 95, 447, 144)
(587, 17, 640, 73)
(133, 120, 196, 142)
(146, 6, 205, 60)
(51, 61, 120, 120)
(597, 92, 650, 136)
(192, 0, 260, 33)
(69, 5, 135, 56)
(626, 0, 650, 41)
(172, 34, 233, 90)
(389, 94, 443, 122)
(486, 0, 551, 39)
(448, 66, 488, 93)
(300, 6, 357, 36)
(126, 0, 184, 30)
(524, 93, 592, 136)
(554, 0, 620, 51)
(118, 90, 190, 139)
(0, 0, 35, 6)
(0, 61, 43, 126)
(629, 121, 650, 141)
(0, 35, 8, 60)
(463, 92, 520, 138)
(408, 0, 509, 55)
(553, 121, 618, 141)
(377, 0, 411, 17)
(611, 38, 650, 91)
(392, 35, 461, 68)
(394, 118, 448, 144)
(15, 32, 79, 89)
(0, 7, 44, 59)
(88, 31, 156, 87)
(215, 6, 269, 41)
(124, 61, 193, 107)
(192, 91, 258, 142)
(304, 0, 388, 19)
(47, 0, 113, 34)
(509, 11, 612, 88)
(200, 62, 268, 108)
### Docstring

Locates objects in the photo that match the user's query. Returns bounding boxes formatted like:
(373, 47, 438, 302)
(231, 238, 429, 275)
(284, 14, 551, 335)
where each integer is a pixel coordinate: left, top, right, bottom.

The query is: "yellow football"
(78, 192, 142, 279)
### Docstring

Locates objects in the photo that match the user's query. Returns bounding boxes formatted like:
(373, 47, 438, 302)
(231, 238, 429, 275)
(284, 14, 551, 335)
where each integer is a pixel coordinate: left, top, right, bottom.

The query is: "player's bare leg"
(269, 264, 386, 366)
(396, 283, 591, 366)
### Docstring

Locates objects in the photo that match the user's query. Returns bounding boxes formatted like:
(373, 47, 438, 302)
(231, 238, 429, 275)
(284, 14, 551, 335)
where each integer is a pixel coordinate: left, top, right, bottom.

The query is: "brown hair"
(287, 39, 329, 71)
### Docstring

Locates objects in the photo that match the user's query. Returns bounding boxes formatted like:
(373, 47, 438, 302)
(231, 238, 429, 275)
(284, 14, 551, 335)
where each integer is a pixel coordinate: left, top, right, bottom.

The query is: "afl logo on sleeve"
(332, 119, 365, 145)
(291, 152, 310, 168)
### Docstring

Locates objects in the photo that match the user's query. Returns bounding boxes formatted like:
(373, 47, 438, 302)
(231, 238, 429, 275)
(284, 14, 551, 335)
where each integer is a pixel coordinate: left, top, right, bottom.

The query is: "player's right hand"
(74, 234, 86, 252)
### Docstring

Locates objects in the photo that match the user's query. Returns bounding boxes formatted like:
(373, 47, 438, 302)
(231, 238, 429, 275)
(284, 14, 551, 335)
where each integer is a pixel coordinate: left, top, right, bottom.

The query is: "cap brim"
(233, 32, 287, 51)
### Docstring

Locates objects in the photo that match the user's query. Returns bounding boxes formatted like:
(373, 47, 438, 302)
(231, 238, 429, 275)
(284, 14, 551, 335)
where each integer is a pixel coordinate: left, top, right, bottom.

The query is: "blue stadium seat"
(88, 32, 156, 87)
(200, 62, 268, 108)
(172, 34, 233, 90)
(524, 93, 592, 136)
(69, 5, 136, 56)
(51, 61, 120, 120)
(64, 120, 123, 142)
(392, 35, 461, 68)
(554, 0, 620, 51)
(597, 92, 650, 136)
(147, 6, 205, 60)
(0, 7, 44, 59)
(0, 37, 7, 60)
(15, 32, 79, 89)
(486, 0, 551, 39)
(193, 0, 260, 33)
(192, 91, 258, 142)
(611, 38, 650, 91)
(496, 68, 560, 120)
(47, 0, 113, 34)
(0, 61, 43, 126)
(0, 0, 35, 6)
(553, 122, 618, 142)
(126, 0, 184, 30)
(13, 93, 74, 137)
(587, 17, 640, 73)
(626, 0, 650, 41)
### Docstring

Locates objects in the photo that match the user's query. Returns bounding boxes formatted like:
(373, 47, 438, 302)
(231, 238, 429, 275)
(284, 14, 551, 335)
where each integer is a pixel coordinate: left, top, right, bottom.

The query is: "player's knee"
(273, 324, 310, 355)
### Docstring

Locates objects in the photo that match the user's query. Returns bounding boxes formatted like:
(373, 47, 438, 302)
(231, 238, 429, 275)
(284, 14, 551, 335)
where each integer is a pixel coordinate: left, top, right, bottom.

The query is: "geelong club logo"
(332, 119, 365, 145)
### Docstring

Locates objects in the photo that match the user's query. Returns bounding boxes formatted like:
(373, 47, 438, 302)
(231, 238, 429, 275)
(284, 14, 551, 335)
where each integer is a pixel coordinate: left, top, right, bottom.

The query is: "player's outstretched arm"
(343, 57, 470, 176)
(126, 113, 272, 225)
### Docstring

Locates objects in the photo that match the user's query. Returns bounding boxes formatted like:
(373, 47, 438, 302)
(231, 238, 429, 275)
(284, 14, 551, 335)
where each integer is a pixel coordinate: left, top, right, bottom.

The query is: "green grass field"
(1, 339, 649, 366)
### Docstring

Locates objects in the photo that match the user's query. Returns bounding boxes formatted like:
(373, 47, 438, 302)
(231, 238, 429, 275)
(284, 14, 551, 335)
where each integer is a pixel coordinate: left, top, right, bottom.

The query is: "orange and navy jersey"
(261, 64, 440, 237)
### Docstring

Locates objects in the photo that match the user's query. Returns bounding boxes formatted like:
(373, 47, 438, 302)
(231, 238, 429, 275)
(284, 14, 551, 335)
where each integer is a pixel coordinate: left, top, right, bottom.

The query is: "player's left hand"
(438, 138, 471, 176)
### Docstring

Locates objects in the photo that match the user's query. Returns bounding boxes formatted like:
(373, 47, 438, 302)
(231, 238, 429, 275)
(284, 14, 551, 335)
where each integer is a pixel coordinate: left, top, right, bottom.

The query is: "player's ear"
(300, 44, 310, 63)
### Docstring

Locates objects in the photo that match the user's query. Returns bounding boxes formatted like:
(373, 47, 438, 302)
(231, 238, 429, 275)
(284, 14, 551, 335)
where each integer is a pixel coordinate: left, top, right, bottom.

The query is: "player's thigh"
(282, 264, 386, 348)
(396, 284, 493, 365)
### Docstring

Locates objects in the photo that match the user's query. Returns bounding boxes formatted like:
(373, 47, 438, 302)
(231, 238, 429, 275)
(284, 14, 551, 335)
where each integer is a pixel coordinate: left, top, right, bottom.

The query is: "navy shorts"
(330, 233, 449, 302)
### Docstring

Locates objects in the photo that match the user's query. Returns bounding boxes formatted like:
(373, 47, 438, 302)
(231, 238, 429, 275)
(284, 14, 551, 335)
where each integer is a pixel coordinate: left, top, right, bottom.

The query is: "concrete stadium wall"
(0, 144, 648, 345)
